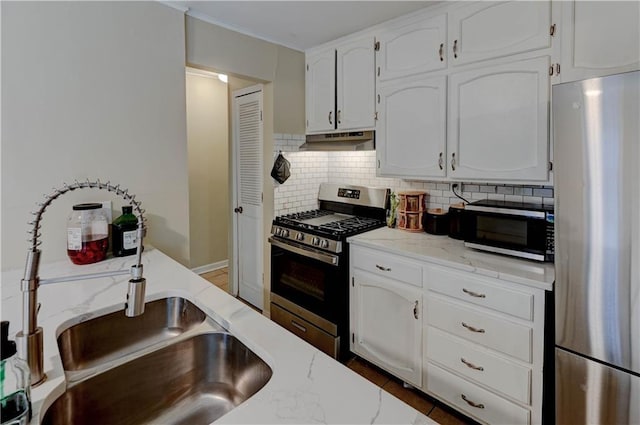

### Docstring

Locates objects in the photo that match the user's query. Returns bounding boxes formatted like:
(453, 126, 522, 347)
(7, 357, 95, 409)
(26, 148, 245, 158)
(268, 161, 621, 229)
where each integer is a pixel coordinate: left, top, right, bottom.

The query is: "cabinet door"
(448, 1, 551, 67)
(377, 75, 447, 178)
(337, 36, 375, 130)
(560, 1, 640, 83)
(306, 48, 336, 133)
(377, 14, 447, 81)
(351, 271, 422, 387)
(448, 56, 550, 182)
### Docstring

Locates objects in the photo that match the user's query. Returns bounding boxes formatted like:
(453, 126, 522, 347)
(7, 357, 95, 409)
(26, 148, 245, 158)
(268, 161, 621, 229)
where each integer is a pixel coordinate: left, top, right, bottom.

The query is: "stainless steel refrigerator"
(553, 70, 640, 424)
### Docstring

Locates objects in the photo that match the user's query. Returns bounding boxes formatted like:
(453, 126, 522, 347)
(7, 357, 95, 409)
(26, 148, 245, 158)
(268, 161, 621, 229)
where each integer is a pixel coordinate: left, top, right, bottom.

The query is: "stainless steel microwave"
(462, 200, 555, 262)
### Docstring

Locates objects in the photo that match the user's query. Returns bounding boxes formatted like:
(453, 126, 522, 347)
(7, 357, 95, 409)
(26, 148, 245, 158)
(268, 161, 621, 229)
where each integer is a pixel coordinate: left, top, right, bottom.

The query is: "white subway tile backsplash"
(272, 134, 554, 215)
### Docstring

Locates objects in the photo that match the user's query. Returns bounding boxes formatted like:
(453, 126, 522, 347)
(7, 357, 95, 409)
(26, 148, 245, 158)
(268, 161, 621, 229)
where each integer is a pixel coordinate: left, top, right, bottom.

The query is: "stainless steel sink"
(57, 297, 207, 371)
(42, 333, 273, 425)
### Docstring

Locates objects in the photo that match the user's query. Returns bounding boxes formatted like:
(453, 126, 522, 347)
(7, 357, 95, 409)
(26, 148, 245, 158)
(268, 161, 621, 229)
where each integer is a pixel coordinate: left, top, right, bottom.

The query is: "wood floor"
(200, 267, 477, 425)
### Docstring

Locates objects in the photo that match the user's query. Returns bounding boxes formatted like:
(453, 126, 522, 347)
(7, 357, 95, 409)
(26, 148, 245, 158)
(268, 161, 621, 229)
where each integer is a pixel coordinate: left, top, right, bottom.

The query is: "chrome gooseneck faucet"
(16, 179, 147, 387)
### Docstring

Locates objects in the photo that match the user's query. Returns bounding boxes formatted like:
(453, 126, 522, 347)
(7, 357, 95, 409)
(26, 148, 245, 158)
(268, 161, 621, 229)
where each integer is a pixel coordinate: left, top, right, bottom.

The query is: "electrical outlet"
(100, 201, 112, 223)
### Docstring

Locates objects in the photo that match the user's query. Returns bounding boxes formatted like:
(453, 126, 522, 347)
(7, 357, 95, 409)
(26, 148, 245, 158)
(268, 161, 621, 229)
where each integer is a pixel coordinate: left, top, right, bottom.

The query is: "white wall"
(1, 2, 190, 270)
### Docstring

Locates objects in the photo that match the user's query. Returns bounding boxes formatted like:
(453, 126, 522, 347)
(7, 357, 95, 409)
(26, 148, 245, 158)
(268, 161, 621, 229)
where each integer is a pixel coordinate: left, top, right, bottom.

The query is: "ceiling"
(170, 1, 437, 51)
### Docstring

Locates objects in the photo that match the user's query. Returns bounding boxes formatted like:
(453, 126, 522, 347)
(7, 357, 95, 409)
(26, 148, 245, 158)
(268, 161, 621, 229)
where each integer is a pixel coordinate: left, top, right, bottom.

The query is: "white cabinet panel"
(448, 1, 551, 66)
(306, 48, 336, 133)
(377, 75, 447, 178)
(351, 270, 422, 387)
(351, 245, 422, 287)
(337, 36, 376, 130)
(427, 264, 534, 321)
(377, 14, 447, 81)
(427, 296, 533, 362)
(427, 362, 531, 425)
(427, 327, 532, 404)
(560, 1, 640, 83)
(448, 56, 550, 181)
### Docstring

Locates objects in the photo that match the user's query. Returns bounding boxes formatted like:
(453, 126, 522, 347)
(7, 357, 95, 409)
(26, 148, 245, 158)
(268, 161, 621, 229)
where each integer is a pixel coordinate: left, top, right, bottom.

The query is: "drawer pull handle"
(375, 264, 391, 272)
(413, 300, 419, 320)
(462, 322, 485, 333)
(291, 320, 307, 333)
(461, 394, 485, 409)
(462, 288, 486, 298)
(461, 358, 484, 371)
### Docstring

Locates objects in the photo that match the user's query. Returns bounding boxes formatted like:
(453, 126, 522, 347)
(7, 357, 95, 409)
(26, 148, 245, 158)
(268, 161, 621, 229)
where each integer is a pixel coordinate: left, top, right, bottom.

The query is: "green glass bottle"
(112, 206, 138, 257)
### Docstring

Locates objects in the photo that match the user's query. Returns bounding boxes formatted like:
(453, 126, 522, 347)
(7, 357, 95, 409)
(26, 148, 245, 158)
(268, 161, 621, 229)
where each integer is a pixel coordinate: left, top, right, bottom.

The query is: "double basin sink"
(42, 297, 272, 424)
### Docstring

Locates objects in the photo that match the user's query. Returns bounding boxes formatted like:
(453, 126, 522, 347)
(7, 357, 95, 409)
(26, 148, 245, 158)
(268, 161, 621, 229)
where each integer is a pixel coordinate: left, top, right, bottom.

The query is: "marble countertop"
(348, 227, 554, 291)
(1, 248, 433, 424)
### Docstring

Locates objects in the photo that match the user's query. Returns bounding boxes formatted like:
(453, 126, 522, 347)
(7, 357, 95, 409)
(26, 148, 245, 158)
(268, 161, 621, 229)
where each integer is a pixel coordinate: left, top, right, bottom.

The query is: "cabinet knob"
(438, 152, 444, 170)
(413, 300, 419, 320)
(328, 111, 333, 125)
(234, 206, 243, 214)
(451, 152, 457, 171)
(439, 43, 444, 62)
(453, 40, 458, 59)
(337, 109, 342, 124)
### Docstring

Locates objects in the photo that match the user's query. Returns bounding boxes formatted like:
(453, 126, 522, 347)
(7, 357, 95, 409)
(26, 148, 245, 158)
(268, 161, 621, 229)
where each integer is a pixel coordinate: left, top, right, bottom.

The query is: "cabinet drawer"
(427, 362, 531, 425)
(352, 246, 422, 287)
(271, 303, 338, 358)
(427, 297, 532, 362)
(427, 265, 534, 320)
(426, 326, 531, 404)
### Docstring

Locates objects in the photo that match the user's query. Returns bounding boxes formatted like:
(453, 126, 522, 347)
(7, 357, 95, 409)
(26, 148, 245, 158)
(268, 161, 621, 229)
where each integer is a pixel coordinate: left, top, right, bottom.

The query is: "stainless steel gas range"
(269, 183, 389, 359)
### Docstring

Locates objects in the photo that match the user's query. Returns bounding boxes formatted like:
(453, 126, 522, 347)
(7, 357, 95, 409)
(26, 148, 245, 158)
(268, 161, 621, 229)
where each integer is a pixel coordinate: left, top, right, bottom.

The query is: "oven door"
(463, 210, 551, 261)
(269, 237, 347, 324)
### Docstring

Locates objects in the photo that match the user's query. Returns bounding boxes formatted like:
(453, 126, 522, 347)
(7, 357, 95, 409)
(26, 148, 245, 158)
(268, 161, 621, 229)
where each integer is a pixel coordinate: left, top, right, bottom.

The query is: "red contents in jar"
(67, 236, 108, 265)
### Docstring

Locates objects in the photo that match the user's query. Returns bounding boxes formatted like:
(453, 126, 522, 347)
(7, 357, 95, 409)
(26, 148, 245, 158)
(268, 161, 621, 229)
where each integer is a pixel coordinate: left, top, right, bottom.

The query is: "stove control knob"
(312, 237, 320, 246)
(296, 233, 305, 242)
(320, 239, 329, 249)
(275, 228, 282, 236)
(281, 229, 290, 238)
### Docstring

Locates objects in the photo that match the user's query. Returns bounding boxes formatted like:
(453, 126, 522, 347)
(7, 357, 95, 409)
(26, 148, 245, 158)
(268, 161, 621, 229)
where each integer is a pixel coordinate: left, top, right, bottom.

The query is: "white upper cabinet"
(306, 48, 336, 133)
(377, 75, 447, 178)
(377, 14, 447, 81)
(448, 1, 551, 66)
(448, 56, 550, 182)
(559, 0, 640, 83)
(336, 36, 376, 131)
(306, 36, 375, 134)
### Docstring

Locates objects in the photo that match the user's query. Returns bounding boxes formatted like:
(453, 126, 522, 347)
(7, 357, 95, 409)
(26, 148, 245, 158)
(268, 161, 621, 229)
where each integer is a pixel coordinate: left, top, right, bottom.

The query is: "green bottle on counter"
(112, 206, 138, 257)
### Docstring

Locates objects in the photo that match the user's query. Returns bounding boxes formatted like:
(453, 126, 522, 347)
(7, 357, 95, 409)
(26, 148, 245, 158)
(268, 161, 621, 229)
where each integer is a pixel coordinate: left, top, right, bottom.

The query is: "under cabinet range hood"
(299, 131, 375, 151)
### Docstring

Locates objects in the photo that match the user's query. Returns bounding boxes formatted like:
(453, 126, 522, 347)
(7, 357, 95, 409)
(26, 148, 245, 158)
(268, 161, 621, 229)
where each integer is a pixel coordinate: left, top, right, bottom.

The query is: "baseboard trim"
(191, 260, 229, 275)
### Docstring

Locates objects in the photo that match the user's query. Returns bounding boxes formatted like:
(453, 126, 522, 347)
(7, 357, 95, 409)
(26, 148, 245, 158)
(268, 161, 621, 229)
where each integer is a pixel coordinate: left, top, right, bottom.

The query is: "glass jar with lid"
(67, 203, 109, 265)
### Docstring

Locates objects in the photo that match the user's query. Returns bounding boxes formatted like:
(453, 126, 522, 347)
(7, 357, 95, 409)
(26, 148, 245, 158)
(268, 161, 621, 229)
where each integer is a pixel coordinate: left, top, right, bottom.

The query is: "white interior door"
(232, 86, 263, 309)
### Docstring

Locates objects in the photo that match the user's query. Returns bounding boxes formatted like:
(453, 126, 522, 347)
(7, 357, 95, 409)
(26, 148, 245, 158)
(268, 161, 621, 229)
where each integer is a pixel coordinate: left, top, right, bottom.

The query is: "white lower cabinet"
(350, 245, 547, 425)
(350, 248, 423, 387)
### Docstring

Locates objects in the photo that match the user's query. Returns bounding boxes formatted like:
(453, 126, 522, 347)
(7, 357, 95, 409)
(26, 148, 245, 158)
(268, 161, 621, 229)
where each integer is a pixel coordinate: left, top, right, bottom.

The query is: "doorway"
(185, 68, 230, 272)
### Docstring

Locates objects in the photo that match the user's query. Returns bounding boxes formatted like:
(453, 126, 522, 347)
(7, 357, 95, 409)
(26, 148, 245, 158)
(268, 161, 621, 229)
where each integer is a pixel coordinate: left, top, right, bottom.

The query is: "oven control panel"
(271, 225, 342, 254)
(338, 188, 360, 199)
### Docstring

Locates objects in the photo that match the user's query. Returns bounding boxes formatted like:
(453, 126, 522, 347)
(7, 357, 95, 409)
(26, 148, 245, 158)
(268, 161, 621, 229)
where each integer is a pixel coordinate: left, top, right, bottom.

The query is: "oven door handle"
(269, 237, 340, 266)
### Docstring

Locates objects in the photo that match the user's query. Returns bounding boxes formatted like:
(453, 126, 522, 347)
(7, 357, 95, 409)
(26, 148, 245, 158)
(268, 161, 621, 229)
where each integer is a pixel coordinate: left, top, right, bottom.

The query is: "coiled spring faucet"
(17, 179, 147, 387)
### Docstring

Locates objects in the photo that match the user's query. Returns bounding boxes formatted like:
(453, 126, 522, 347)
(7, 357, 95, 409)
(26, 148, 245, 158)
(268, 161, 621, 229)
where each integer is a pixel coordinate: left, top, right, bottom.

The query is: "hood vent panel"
(299, 131, 375, 151)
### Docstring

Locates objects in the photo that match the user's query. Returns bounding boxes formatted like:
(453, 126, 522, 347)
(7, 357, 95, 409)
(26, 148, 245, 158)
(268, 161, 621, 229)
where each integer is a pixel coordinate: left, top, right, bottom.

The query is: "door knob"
(234, 206, 243, 213)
